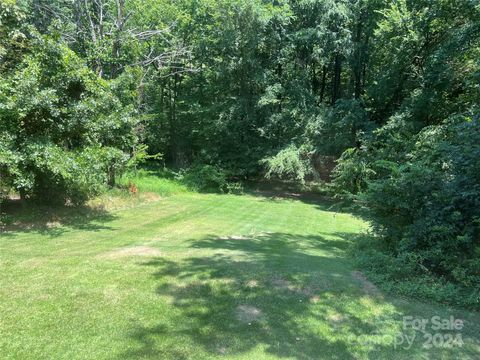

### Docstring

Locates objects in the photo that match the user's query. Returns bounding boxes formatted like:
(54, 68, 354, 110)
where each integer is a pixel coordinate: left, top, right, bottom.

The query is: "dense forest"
(1, 0, 479, 307)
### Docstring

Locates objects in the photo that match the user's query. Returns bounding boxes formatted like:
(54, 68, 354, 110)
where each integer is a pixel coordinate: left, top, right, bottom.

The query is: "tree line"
(1, 0, 479, 307)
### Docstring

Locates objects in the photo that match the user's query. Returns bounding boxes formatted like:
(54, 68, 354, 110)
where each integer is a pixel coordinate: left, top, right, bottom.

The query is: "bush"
(262, 145, 311, 183)
(353, 236, 480, 309)
(26, 145, 128, 205)
(337, 115, 480, 308)
(179, 164, 229, 193)
(225, 181, 244, 194)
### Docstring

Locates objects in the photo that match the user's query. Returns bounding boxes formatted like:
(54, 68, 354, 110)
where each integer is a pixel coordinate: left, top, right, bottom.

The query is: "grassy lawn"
(1, 182, 479, 359)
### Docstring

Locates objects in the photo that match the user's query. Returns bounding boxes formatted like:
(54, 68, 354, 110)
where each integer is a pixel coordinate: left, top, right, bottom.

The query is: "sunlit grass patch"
(118, 168, 189, 196)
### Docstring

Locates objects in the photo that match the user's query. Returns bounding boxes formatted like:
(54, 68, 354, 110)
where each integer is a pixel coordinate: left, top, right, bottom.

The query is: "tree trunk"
(111, 0, 126, 77)
(19, 188, 27, 207)
(353, 17, 364, 99)
(319, 65, 327, 103)
(108, 164, 116, 187)
(332, 55, 342, 106)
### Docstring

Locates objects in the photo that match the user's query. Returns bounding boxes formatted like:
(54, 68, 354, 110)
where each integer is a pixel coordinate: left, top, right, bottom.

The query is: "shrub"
(179, 164, 228, 193)
(262, 145, 311, 183)
(337, 115, 480, 308)
(353, 235, 480, 308)
(225, 181, 244, 194)
(25, 144, 128, 205)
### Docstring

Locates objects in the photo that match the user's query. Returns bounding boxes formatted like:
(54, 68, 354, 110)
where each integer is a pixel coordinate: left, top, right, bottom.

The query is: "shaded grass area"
(1, 185, 480, 359)
(0, 199, 116, 237)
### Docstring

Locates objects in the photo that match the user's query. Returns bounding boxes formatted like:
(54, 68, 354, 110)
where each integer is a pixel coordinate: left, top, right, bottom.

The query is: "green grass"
(118, 168, 189, 196)
(1, 178, 479, 359)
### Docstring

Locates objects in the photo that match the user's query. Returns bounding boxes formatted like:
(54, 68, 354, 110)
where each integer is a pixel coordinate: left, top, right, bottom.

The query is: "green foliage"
(307, 99, 373, 157)
(330, 0, 480, 306)
(29, 144, 129, 205)
(331, 148, 374, 198)
(354, 235, 480, 309)
(0, 0, 27, 71)
(0, 35, 139, 204)
(178, 164, 229, 193)
(225, 181, 244, 195)
(339, 116, 480, 308)
(118, 167, 189, 196)
(141, 0, 369, 174)
(262, 145, 310, 183)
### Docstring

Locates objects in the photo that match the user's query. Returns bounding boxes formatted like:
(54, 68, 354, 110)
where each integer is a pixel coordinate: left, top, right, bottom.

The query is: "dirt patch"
(216, 346, 227, 355)
(220, 235, 249, 240)
(142, 192, 162, 202)
(235, 305, 263, 323)
(103, 285, 122, 304)
(256, 231, 273, 237)
(351, 270, 382, 298)
(89, 192, 161, 211)
(45, 221, 61, 229)
(271, 277, 295, 291)
(98, 246, 163, 259)
(245, 279, 259, 288)
(326, 312, 347, 329)
(327, 313, 345, 323)
(21, 258, 44, 268)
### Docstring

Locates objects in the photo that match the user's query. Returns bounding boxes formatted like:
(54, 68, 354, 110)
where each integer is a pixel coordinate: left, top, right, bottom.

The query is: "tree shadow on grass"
(121, 232, 414, 359)
(242, 180, 365, 217)
(0, 199, 116, 238)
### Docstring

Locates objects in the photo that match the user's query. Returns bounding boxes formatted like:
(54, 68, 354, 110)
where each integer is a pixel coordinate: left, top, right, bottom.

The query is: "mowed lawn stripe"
(1, 193, 479, 360)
